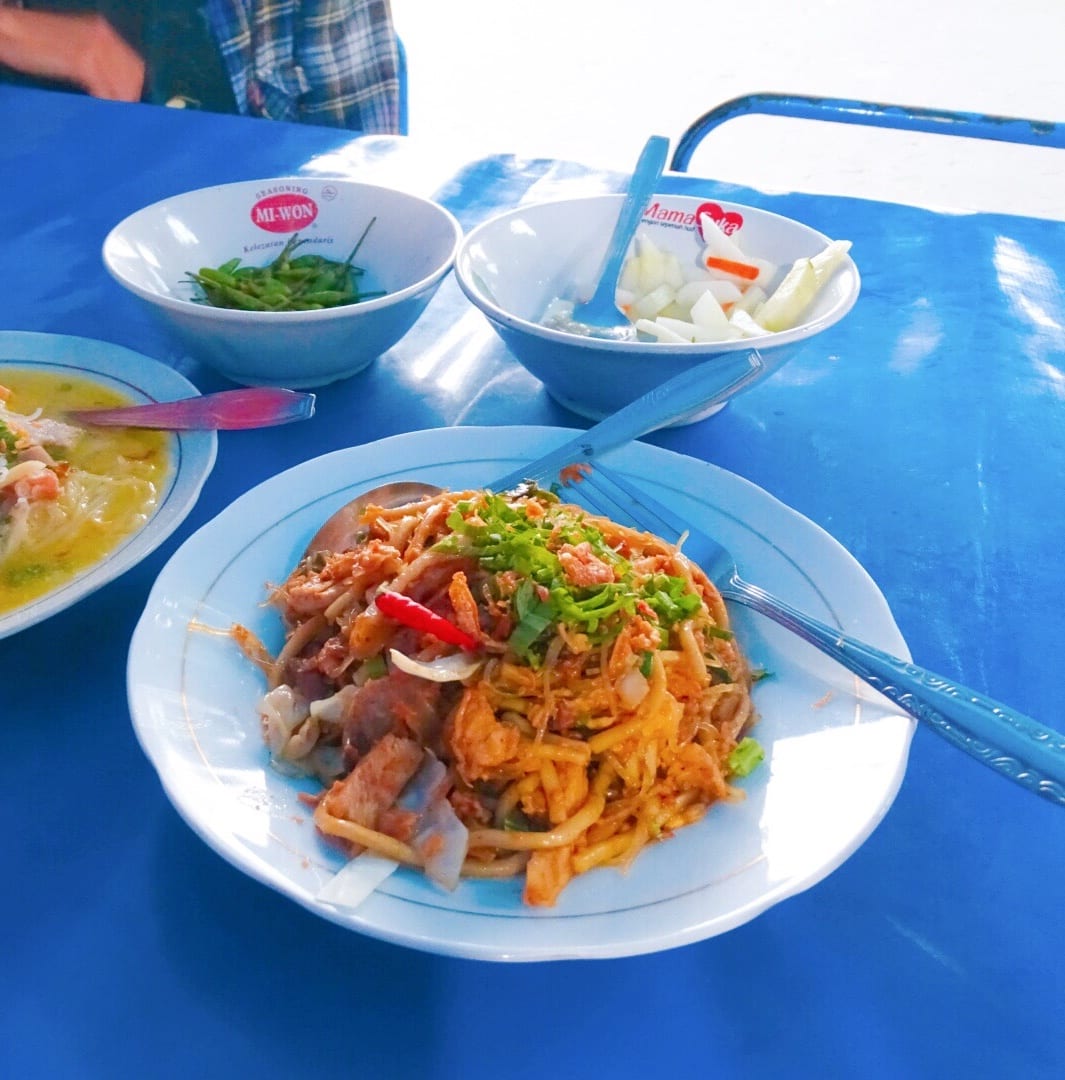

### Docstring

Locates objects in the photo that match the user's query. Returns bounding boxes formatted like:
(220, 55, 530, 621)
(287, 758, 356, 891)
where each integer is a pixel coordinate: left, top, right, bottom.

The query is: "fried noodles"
(245, 486, 761, 906)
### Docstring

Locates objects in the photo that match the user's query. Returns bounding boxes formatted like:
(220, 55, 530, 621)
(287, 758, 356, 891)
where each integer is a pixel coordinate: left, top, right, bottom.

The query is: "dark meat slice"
(340, 669, 448, 765)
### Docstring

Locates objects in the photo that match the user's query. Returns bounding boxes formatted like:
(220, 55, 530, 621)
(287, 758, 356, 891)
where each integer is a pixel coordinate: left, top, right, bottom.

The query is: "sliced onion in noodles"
(388, 648, 483, 683)
(308, 683, 357, 722)
(616, 667, 650, 709)
(397, 752, 469, 891)
(414, 796, 469, 891)
(258, 684, 310, 754)
(316, 852, 399, 909)
(397, 751, 450, 809)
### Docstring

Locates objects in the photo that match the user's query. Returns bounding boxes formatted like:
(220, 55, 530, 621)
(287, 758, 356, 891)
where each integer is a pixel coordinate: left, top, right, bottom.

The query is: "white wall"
(392, 1, 1065, 219)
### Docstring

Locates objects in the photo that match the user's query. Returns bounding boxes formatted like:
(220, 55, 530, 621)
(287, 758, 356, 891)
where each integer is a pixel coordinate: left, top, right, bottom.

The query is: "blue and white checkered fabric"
(205, 0, 401, 133)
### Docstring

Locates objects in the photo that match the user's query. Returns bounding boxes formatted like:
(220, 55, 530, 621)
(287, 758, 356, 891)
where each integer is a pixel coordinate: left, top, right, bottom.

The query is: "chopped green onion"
(509, 580, 555, 661)
(728, 737, 765, 778)
(503, 807, 546, 832)
(2, 562, 54, 587)
(439, 493, 710, 663)
(360, 654, 388, 680)
(707, 664, 733, 684)
(0, 419, 18, 465)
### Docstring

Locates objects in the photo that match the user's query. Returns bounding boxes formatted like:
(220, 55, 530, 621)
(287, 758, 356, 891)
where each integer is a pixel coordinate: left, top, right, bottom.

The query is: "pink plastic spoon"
(66, 387, 316, 430)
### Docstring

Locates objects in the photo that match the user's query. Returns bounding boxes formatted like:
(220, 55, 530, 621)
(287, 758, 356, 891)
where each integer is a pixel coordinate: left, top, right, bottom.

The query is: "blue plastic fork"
(543, 459, 1065, 807)
(491, 348, 763, 491)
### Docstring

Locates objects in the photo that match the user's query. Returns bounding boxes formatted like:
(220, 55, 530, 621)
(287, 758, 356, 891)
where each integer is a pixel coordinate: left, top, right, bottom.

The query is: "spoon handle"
(492, 349, 764, 490)
(67, 387, 316, 430)
(571, 134, 670, 325)
(725, 574, 1065, 805)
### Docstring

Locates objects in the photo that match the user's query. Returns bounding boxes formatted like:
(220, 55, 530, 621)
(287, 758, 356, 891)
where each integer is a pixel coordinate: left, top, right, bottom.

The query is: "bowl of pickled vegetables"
(103, 177, 462, 388)
(454, 193, 859, 422)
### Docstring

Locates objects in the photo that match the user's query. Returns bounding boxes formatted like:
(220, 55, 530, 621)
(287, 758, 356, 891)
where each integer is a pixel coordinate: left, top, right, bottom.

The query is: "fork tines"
(555, 461, 686, 546)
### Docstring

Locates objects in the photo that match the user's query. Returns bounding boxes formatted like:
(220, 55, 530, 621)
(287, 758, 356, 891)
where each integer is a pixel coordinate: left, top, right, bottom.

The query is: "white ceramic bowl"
(455, 193, 860, 421)
(103, 177, 462, 388)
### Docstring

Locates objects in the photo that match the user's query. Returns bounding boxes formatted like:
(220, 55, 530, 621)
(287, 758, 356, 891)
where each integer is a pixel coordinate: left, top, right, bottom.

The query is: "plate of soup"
(0, 331, 216, 639)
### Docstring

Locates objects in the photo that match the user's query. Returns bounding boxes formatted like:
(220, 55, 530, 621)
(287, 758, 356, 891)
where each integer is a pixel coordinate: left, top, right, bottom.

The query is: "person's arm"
(0, 8, 144, 100)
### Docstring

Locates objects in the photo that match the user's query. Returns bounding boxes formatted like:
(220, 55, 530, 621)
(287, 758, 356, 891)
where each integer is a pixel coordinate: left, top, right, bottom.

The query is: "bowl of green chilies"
(103, 178, 462, 388)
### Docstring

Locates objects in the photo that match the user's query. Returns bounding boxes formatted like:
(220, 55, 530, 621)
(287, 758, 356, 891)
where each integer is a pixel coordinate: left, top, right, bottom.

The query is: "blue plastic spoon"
(569, 134, 671, 329)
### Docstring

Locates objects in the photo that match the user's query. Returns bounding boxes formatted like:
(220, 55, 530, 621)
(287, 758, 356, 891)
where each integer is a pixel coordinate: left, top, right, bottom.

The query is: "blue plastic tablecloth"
(1, 86, 1063, 1079)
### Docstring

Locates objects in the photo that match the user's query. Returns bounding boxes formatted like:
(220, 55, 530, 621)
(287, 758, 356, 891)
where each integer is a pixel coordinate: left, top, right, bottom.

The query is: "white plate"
(127, 427, 914, 961)
(0, 331, 216, 640)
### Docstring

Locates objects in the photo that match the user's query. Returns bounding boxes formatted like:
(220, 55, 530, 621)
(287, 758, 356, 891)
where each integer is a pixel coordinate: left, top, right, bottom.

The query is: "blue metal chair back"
(671, 92, 1064, 173)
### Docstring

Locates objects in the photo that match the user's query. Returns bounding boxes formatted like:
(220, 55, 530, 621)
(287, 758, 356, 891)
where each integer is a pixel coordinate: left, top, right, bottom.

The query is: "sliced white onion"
(388, 648, 483, 683)
(616, 667, 650, 709)
(398, 752, 470, 891)
(413, 796, 469, 892)
(258, 684, 310, 754)
(397, 752, 449, 811)
(308, 683, 357, 722)
(316, 853, 400, 909)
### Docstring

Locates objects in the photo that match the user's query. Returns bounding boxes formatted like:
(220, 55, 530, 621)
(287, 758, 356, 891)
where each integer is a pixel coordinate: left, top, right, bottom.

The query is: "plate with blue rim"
(0, 331, 216, 640)
(126, 425, 913, 962)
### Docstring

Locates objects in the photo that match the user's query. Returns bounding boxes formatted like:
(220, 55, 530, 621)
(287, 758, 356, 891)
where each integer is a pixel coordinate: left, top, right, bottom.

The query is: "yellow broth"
(0, 367, 171, 614)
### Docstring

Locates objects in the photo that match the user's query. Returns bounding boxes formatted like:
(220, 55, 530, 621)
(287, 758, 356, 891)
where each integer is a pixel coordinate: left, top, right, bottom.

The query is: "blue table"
(2, 85, 1063, 1079)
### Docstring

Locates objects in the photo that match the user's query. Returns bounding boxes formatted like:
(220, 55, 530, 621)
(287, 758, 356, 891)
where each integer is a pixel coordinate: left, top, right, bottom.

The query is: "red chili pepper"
(374, 590, 479, 651)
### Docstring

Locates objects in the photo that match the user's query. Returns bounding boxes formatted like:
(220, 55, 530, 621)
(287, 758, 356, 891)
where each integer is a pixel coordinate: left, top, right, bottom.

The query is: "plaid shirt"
(204, 0, 401, 133)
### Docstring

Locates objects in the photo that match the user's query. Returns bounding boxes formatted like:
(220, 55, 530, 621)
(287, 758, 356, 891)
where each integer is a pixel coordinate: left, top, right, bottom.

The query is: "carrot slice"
(704, 256, 760, 281)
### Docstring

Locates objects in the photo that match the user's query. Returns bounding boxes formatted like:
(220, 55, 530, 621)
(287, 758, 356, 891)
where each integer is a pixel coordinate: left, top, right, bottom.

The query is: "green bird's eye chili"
(184, 219, 386, 312)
